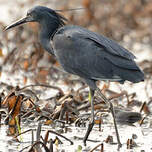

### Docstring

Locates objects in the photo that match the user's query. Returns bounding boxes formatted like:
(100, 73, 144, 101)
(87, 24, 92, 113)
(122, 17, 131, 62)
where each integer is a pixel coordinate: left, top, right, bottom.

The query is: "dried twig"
(28, 141, 50, 152)
(46, 130, 73, 145)
(19, 84, 64, 95)
(89, 143, 104, 152)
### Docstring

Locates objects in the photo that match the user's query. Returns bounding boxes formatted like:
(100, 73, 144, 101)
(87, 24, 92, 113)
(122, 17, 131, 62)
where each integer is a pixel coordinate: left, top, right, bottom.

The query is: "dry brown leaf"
(23, 76, 27, 85)
(6, 95, 23, 135)
(35, 106, 41, 113)
(0, 48, 3, 57)
(44, 120, 53, 125)
(8, 95, 22, 116)
(54, 61, 60, 67)
(94, 119, 102, 125)
(2, 92, 15, 106)
(143, 104, 150, 115)
(23, 60, 29, 71)
(8, 127, 16, 136)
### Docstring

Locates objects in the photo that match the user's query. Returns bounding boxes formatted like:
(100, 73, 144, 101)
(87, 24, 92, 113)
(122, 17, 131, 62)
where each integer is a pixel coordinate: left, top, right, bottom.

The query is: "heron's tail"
(115, 67, 144, 83)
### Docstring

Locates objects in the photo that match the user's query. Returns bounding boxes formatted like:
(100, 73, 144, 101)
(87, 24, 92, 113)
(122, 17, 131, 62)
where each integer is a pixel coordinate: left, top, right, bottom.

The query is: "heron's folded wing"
(64, 26, 136, 60)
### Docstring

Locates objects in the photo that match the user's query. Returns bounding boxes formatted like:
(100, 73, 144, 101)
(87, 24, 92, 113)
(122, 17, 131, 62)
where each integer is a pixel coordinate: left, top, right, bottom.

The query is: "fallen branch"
(19, 84, 64, 95)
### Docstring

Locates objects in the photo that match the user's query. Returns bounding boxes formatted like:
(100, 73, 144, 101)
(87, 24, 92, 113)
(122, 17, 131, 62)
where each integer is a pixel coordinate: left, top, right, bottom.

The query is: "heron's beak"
(5, 16, 34, 31)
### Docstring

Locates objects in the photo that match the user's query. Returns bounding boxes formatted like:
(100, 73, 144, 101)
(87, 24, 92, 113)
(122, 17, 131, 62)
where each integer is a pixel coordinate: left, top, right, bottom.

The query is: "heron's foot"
(83, 121, 94, 146)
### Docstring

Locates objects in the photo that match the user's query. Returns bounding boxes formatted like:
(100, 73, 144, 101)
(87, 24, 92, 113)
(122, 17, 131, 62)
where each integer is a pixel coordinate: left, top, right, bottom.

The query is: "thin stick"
(47, 130, 73, 145)
(19, 145, 31, 152)
(28, 141, 50, 152)
(14, 129, 33, 138)
(19, 84, 64, 95)
(89, 143, 104, 152)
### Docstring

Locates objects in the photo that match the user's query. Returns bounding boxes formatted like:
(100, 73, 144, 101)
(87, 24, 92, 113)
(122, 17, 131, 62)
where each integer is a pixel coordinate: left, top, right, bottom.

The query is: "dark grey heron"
(5, 6, 144, 147)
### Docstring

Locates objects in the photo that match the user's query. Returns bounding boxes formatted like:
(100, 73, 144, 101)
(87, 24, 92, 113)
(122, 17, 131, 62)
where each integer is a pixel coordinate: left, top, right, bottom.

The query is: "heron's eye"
(27, 12, 31, 17)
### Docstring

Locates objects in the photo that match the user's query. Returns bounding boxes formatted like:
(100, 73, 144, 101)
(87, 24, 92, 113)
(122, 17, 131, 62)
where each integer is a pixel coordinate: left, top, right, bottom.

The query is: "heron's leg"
(83, 88, 95, 146)
(96, 88, 122, 148)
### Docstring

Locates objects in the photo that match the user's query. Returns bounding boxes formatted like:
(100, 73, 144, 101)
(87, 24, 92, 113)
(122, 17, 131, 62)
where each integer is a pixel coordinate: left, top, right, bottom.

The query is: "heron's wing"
(53, 27, 144, 83)
(63, 25, 136, 60)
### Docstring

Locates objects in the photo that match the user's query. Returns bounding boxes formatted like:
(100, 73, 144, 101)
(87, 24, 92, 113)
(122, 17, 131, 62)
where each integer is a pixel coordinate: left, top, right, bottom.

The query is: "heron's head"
(5, 6, 67, 30)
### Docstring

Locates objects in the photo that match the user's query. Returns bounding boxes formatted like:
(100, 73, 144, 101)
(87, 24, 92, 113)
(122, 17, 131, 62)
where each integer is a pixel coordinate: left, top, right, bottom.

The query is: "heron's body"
(52, 25, 144, 88)
(5, 6, 144, 146)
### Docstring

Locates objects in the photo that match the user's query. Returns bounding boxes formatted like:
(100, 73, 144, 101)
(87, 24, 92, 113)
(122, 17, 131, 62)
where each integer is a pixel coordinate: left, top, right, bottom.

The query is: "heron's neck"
(39, 20, 61, 55)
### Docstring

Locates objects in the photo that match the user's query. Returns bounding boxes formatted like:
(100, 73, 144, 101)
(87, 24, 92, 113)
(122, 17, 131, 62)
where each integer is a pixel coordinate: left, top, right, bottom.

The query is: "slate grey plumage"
(53, 25, 144, 86)
(5, 6, 144, 147)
